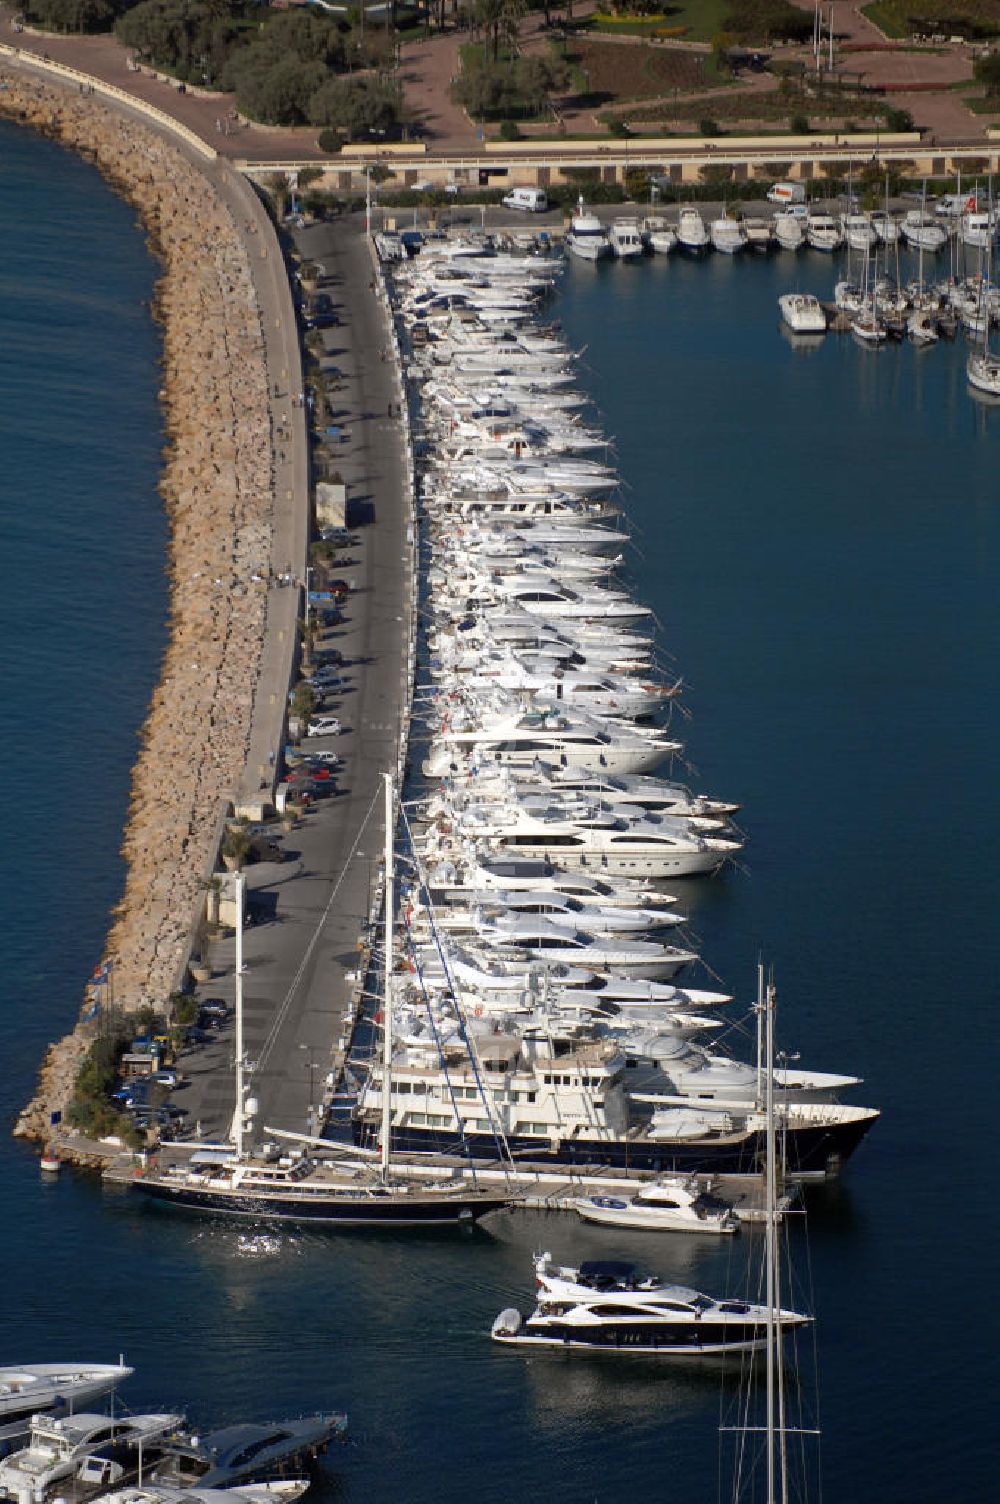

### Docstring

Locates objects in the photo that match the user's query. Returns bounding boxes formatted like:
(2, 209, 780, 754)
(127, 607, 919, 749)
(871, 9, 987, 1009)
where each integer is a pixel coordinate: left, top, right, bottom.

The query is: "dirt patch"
(566, 39, 716, 101)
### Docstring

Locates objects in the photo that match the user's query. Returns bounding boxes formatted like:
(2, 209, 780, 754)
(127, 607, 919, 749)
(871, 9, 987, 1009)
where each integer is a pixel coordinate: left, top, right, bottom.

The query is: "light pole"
(299, 1043, 317, 1133)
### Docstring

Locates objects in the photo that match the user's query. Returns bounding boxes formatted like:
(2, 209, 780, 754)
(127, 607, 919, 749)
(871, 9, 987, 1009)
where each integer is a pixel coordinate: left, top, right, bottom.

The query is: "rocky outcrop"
(1, 74, 275, 1140)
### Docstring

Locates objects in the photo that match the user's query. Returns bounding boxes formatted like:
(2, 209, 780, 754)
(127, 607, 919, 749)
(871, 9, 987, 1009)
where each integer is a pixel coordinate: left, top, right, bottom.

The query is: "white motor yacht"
(959, 210, 997, 250)
(805, 214, 843, 252)
(422, 710, 679, 778)
(772, 212, 804, 251)
(492, 1252, 809, 1356)
(841, 213, 877, 252)
(423, 888, 681, 936)
(640, 216, 676, 254)
(870, 209, 899, 244)
(440, 797, 741, 877)
(574, 1175, 739, 1233)
(609, 218, 644, 260)
(0, 1413, 182, 1504)
(778, 293, 826, 333)
(675, 205, 709, 253)
(477, 914, 696, 979)
(901, 210, 947, 252)
(742, 217, 773, 253)
(566, 198, 611, 261)
(709, 216, 746, 254)
(0, 1366, 133, 1431)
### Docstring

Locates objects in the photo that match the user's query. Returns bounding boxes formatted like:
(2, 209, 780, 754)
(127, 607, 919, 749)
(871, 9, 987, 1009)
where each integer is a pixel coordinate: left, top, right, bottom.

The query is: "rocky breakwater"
(0, 74, 276, 1143)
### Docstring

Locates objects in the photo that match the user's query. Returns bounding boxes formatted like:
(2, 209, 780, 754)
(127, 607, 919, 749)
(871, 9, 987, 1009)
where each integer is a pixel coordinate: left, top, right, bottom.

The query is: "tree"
(308, 75, 401, 135)
(724, 0, 812, 44)
(974, 52, 1000, 95)
(789, 111, 809, 134)
(472, 0, 525, 60)
(516, 51, 568, 111)
(117, 0, 242, 84)
(23, 0, 118, 33)
(700, 161, 734, 185)
(221, 9, 347, 122)
(884, 106, 913, 132)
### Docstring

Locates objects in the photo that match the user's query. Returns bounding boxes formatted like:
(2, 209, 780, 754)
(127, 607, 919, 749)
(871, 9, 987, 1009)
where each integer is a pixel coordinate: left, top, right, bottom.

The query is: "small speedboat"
(778, 293, 826, 333)
(574, 1175, 738, 1233)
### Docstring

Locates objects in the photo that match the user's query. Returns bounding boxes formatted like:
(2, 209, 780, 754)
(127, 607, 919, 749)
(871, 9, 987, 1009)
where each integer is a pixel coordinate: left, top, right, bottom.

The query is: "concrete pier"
(176, 220, 414, 1141)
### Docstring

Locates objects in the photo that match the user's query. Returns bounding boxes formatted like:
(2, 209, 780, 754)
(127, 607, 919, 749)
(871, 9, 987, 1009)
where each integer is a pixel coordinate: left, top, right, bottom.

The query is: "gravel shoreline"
(1, 72, 275, 1143)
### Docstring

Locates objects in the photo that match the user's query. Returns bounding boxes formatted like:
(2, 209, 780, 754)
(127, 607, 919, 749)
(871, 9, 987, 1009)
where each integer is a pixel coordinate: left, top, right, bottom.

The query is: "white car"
(306, 717, 343, 738)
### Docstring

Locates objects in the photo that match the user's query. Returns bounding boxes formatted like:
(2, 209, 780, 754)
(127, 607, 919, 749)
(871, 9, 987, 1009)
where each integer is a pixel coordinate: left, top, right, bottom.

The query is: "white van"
(766, 181, 806, 206)
(503, 187, 549, 213)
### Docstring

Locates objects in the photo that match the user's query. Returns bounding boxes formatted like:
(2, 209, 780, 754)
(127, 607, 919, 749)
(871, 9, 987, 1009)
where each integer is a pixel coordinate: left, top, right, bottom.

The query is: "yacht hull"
(493, 1326, 772, 1356)
(132, 1179, 508, 1225)
(355, 1110, 877, 1179)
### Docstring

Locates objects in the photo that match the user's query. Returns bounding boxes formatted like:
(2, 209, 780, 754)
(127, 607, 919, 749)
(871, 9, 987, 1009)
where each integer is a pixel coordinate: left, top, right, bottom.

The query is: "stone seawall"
(0, 72, 275, 1142)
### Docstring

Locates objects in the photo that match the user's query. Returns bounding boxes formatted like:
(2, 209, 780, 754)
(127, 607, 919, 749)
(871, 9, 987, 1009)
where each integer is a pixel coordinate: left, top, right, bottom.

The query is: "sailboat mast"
(234, 871, 246, 1159)
(769, 978, 791, 1504)
(381, 771, 394, 1179)
(756, 960, 765, 1107)
(764, 972, 776, 1504)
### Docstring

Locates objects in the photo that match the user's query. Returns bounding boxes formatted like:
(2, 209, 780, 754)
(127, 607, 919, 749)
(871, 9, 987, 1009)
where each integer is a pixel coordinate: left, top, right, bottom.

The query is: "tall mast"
(769, 977, 790, 1504)
(764, 972, 776, 1504)
(234, 871, 246, 1159)
(381, 771, 394, 1180)
(755, 960, 765, 1108)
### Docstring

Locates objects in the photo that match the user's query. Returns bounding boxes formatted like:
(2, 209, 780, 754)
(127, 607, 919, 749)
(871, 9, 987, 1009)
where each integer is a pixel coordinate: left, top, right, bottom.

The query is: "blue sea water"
(1, 129, 998, 1504)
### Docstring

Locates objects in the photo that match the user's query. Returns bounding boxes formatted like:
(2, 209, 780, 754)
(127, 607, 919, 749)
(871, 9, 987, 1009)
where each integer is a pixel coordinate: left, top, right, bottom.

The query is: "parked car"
(294, 750, 342, 768)
(199, 997, 228, 1015)
(184, 1026, 213, 1045)
(149, 1069, 179, 1088)
(113, 1085, 149, 1106)
(306, 717, 343, 738)
(128, 1106, 173, 1127)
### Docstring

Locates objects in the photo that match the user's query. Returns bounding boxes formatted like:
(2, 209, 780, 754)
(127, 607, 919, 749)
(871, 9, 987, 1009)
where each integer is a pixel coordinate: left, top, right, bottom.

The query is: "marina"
(3, 79, 1000, 1504)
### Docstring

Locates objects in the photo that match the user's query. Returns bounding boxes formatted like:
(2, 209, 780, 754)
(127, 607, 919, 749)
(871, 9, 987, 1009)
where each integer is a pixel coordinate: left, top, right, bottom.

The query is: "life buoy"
(474, 1005, 484, 1017)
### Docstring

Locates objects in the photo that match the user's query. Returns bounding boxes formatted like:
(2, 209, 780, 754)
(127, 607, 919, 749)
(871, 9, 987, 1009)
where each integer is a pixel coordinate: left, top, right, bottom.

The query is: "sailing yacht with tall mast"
(967, 186, 1000, 396)
(720, 970, 822, 1504)
(131, 783, 509, 1225)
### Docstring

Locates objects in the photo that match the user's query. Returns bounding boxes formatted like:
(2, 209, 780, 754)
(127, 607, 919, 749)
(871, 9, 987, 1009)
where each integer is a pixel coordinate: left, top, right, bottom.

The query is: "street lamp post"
(300, 1043, 317, 1133)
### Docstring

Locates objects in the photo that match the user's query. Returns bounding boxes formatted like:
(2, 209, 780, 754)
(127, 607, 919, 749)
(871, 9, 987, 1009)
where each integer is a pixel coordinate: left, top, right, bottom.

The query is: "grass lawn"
(964, 93, 1000, 113)
(862, 0, 1000, 38)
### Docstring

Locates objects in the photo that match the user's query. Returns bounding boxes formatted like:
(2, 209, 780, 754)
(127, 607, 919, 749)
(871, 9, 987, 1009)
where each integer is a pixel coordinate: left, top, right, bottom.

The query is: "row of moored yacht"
(566, 198, 998, 261)
(356, 232, 879, 1182)
(0, 1364, 343, 1504)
